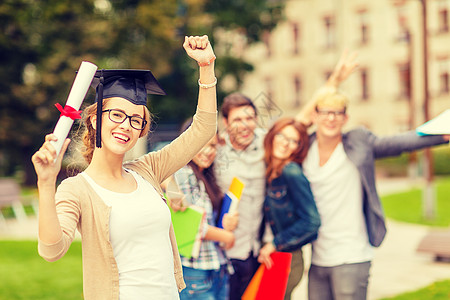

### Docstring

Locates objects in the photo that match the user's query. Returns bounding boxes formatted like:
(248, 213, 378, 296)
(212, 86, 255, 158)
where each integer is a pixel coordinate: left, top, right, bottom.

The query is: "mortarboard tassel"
(96, 70, 104, 148)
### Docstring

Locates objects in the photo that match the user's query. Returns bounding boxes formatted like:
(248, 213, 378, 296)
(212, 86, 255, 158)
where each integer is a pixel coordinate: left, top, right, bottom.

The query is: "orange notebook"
(242, 252, 292, 300)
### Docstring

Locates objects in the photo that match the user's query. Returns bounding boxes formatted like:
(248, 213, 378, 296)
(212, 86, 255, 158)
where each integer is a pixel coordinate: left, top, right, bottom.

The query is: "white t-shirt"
(82, 170, 179, 300)
(214, 128, 267, 260)
(303, 141, 374, 267)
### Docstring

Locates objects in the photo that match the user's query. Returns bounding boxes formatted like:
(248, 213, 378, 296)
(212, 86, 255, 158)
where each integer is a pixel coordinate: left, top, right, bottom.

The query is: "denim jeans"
(179, 265, 229, 300)
(308, 261, 371, 300)
(229, 254, 259, 300)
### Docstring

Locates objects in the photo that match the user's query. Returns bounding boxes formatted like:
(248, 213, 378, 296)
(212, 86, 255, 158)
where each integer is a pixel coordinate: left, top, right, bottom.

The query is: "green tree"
(153, 0, 285, 124)
(0, 0, 284, 185)
(0, 0, 179, 185)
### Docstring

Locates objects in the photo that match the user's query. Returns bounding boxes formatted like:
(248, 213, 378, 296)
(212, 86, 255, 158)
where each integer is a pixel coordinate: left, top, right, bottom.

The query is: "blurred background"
(1, 0, 450, 186)
(1, 1, 450, 299)
(0, 0, 285, 186)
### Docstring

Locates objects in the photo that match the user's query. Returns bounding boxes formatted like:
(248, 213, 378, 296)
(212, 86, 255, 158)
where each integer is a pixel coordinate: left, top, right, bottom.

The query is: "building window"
(263, 31, 272, 58)
(291, 22, 300, 55)
(360, 68, 369, 100)
(396, 7, 410, 43)
(358, 10, 369, 45)
(440, 72, 449, 94)
(293, 74, 301, 107)
(323, 15, 336, 49)
(439, 8, 449, 33)
(324, 70, 332, 82)
(438, 59, 450, 94)
(398, 63, 411, 100)
(265, 76, 274, 102)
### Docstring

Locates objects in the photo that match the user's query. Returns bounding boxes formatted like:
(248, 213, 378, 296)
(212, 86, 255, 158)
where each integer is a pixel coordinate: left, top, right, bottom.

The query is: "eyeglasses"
(102, 109, 147, 130)
(316, 109, 346, 120)
(274, 133, 299, 148)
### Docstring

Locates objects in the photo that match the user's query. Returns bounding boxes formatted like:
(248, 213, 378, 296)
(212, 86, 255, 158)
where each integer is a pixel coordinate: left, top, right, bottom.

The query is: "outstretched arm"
(183, 35, 217, 113)
(295, 50, 359, 126)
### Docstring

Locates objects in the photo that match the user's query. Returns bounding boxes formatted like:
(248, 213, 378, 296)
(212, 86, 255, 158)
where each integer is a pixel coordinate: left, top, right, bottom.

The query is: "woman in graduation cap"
(31, 35, 217, 300)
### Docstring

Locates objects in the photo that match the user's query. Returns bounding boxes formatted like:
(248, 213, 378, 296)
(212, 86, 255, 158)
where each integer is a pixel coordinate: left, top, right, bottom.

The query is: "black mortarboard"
(90, 69, 166, 148)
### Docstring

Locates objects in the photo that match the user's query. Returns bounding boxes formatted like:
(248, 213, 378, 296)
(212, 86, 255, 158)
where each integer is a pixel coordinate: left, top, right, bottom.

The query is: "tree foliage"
(205, 0, 283, 43)
(0, 0, 284, 185)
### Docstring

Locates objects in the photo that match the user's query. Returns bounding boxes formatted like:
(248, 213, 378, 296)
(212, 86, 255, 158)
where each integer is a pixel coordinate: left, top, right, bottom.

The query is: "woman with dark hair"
(167, 118, 238, 300)
(258, 118, 321, 300)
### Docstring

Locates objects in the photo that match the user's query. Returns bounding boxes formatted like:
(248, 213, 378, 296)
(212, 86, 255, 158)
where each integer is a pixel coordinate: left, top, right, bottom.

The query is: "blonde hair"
(314, 87, 349, 111)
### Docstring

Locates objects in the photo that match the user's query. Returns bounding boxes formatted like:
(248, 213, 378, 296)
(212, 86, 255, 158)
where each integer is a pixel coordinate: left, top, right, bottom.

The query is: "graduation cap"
(90, 69, 166, 148)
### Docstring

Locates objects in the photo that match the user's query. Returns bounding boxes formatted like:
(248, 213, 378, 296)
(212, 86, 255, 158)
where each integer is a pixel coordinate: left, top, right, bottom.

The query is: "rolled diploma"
(50, 61, 98, 157)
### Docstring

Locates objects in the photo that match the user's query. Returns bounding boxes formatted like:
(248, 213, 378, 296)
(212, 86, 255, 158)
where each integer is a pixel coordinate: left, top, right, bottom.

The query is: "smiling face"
(192, 135, 218, 170)
(91, 97, 146, 156)
(223, 105, 257, 150)
(272, 125, 300, 161)
(313, 89, 349, 140)
(313, 105, 348, 139)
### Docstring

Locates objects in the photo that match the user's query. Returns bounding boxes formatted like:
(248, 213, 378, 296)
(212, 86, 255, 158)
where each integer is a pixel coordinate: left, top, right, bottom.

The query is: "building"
(238, 0, 450, 135)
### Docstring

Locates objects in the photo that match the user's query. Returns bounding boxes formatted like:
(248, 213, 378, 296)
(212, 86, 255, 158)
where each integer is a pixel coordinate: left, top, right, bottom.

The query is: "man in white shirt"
(214, 92, 266, 300)
(301, 85, 449, 300)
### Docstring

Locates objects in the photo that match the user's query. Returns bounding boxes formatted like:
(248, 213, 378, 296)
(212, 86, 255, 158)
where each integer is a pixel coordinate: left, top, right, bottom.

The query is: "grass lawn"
(0, 240, 83, 300)
(381, 177, 450, 227)
(380, 176, 450, 299)
(380, 280, 450, 300)
(1, 178, 449, 299)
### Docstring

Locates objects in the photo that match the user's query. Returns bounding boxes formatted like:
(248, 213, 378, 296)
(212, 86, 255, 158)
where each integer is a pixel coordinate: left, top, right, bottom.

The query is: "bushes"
(375, 145, 450, 177)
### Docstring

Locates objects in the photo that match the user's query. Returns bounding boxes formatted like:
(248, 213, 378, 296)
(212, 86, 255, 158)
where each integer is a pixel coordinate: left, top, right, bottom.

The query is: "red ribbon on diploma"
(55, 103, 82, 120)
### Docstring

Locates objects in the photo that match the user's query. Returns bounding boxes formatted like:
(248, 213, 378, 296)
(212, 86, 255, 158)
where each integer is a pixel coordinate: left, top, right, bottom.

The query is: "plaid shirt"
(174, 165, 232, 271)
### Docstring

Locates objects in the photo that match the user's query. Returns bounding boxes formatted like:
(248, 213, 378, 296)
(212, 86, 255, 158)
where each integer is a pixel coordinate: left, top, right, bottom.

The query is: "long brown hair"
(80, 98, 152, 164)
(180, 118, 223, 212)
(188, 161, 223, 212)
(263, 118, 309, 183)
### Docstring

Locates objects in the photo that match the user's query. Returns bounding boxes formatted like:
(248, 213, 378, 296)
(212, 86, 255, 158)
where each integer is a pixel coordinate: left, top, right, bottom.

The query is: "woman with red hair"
(258, 118, 321, 300)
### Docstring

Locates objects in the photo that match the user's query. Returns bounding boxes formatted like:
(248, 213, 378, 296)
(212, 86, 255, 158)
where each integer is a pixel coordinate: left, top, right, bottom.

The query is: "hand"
(31, 134, 70, 184)
(327, 49, 359, 88)
(221, 231, 235, 250)
(222, 211, 239, 231)
(169, 200, 187, 212)
(443, 135, 450, 141)
(167, 192, 187, 212)
(257, 242, 276, 269)
(295, 51, 357, 125)
(183, 35, 216, 66)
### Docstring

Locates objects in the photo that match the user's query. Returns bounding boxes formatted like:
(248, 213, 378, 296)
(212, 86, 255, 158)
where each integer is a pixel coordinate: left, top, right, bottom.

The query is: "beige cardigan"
(38, 108, 217, 300)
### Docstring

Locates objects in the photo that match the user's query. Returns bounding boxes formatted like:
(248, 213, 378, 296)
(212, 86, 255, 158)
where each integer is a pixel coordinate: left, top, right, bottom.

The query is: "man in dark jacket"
(301, 84, 448, 300)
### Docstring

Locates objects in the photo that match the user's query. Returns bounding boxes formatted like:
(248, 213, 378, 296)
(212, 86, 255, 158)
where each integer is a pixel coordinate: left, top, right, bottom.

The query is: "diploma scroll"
(50, 61, 98, 157)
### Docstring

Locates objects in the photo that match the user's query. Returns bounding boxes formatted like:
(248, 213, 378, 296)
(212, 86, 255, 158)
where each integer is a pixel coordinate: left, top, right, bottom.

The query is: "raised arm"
(183, 35, 217, 113)
(295, 50, 358, 126)
(325, 49, 359, 89)
(133, 36, 218, 183)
